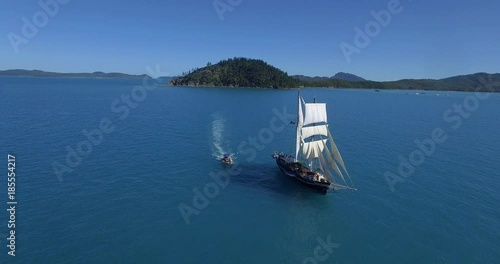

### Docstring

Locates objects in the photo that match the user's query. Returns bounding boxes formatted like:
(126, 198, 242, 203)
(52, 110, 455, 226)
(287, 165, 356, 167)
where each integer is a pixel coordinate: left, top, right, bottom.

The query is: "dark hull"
(273, 154, 330, 194)
(221, 157, 233, 165)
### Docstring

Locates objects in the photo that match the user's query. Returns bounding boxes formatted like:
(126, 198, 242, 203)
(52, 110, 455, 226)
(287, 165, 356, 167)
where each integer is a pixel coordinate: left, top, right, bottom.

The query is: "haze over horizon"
(1, 0, 499, 81)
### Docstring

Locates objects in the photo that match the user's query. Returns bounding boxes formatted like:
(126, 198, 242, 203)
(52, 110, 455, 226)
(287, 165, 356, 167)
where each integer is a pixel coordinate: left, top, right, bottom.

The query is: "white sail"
(327, 130, 349, 177)
(301, 125, 328, 139)
(295, 95, 304, 160)
(318, 150, 336, 183)
(321, 139, 348, 185)
(303, 103, 327, 126)
(301, 139, 327, 159)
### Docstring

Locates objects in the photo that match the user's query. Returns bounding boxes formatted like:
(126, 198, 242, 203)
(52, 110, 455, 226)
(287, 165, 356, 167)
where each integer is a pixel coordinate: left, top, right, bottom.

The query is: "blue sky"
(1, 0, 499, 80)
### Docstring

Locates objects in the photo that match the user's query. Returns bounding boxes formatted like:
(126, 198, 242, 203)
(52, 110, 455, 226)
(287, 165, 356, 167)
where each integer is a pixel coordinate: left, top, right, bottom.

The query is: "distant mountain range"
(292, 73, 500, 92)
(0, 69, 151, 79)
(292, 72, 366, 82)
(332, 72, 366, 81)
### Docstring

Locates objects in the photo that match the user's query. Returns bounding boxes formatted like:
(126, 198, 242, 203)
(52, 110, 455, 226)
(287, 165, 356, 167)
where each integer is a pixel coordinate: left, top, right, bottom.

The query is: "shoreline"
(164, 84, 500, 93)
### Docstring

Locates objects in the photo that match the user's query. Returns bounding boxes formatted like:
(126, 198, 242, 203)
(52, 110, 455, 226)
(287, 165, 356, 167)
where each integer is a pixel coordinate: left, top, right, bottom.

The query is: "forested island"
(168, 58, 500, 92)
(169, 58, 301, 88)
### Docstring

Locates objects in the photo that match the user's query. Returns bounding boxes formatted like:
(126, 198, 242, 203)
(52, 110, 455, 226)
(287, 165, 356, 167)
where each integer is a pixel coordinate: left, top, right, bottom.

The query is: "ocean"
(0, 76, 499, 263)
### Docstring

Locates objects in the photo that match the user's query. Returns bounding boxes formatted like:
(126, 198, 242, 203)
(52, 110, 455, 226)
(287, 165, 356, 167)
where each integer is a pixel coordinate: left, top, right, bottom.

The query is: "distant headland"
(0, 69, 152, 79)
(168, 57, 500, 92)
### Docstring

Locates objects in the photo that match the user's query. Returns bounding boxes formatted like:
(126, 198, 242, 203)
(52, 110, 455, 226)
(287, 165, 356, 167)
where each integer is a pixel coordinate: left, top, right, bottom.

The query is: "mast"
(311, 96, 316, 169)
(296, 91, 300, 130)
(295, 91, 302, 161)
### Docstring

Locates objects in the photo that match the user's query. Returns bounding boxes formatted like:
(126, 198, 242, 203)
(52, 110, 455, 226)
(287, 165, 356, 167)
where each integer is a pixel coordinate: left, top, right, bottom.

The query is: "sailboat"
(272, 92, 355, 194)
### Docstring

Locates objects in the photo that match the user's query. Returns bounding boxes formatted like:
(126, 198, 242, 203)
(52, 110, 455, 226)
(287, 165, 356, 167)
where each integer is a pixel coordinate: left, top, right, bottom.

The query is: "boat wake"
(211, 113, 231, 160)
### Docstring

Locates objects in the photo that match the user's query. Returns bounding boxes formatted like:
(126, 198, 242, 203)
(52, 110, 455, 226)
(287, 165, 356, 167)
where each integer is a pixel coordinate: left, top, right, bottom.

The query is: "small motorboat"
(221, 153, 233, 165)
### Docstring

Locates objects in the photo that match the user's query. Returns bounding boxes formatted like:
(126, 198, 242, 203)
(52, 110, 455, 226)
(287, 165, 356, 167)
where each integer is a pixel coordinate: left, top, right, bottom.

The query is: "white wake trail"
(211, 113, 227, 159)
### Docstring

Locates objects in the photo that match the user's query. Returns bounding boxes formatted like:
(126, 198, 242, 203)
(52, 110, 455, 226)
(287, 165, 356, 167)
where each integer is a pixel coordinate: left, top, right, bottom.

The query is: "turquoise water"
(1, 76, 499, 263)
